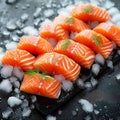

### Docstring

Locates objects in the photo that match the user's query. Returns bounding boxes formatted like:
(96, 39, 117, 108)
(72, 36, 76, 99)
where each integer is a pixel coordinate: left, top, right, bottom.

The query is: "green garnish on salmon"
(92, 35, 102, 46)
(66, 17, 74, 24)
(62, 39, 71, 50)
(83, 7, 93, 13)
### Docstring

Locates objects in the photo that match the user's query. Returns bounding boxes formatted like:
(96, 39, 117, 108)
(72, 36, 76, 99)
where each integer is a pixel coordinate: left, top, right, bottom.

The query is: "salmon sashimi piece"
(34, 52, 81, 81)
(53, 16, 90, 32)
(71, 4, 111, 22)
(54, 39, 95, 69)
(74, 30, 113, 59)
(36, 37, 54, 54)
(17, 36, 39, 54)
(55, 25, 69, 40)
(20, 71, 61, 99)
(94, 22, 120, 46)
(2, 49, 35, 71)
(39, 23, 69, 41)
(40, 24, 57, 39)
(17, 36, 53, 55)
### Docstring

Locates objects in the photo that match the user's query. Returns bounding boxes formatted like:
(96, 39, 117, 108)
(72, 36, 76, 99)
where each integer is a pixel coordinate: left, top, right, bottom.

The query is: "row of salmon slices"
(1, 4, 120, 99)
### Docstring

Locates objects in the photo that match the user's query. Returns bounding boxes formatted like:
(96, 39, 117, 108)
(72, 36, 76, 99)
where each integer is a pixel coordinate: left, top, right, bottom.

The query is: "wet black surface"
(0, 0, 120, 120)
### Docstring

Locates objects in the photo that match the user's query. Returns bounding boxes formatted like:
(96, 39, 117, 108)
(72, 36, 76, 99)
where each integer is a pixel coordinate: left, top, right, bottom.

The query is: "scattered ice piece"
(14, 88, 20, 94)
(72, 110, 77, 116)
(54, 74, 66, 83)
(1, 65, 13, 78)
(94, 109, 100, 115)
(8, 96, 22, 107)
(34, 18, 41, 28)
(0, 52, 4, 65)
(20, 95, 25, 100)
(12, 35, 19, 42)
(13, 67, 24, 80)
(76, 78, 85, 88)
(90, 77, 98, 87)
(44, 9, 54, 18)
(2, 107, 13, 119)
(116, 73, 120, 80)
(106, 60, 113, 69)
(69, 32, 78, 40)
(5, 41, 17, 50)
(84, 115, 91, 120)
(88, 21, 99, 29)
(40, 19, 52, 27)
(21, 13, 29, 23)
(95, 54, 105, 65)
(16, 30, 23, 36)
(22, 107, 31, 117)
(57, 8, 70, 16)
(30, 104, 35, 109)
(84, 82, 92, 91)
(16, 20, 24, 29)
(31, 95, 37, 103)
(112, 14, 120, 23)
(13, 80, 20, 88)
(90, 0, 100, 5)
(22, 26, 38, 36)
(6, 20, 17, 31)
(33, 7, 42, 18)
(46, 115, 56, 120)
(62, 80, 73, 92)
(78, 99, 93, 113)
(0, 79, 12, 93)
(66, 5, 74, 12)
(91, 63, 101, 76)
(9, 76, 17, 83)
(0, 47, 4, 53)
(6, 0, 17, 4)
(58, 110, 62, 115)
(103, 0, 115, 9)
(108, 7, 119, 16)
(47, 38, 57, 47)
(2, 30, 10, 37)
(21, 99, 29, 108)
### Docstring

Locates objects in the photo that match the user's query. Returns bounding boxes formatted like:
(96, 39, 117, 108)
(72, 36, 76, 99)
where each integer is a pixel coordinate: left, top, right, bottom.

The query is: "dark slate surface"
(0, 0, 120, 120)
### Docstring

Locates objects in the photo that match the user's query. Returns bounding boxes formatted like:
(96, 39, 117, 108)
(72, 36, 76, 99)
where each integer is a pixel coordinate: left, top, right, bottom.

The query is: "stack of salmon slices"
(2, 4, 120, 99)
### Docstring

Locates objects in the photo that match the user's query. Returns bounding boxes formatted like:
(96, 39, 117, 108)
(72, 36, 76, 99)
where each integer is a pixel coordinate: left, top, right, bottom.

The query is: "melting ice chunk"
(78, 99, 93, 113)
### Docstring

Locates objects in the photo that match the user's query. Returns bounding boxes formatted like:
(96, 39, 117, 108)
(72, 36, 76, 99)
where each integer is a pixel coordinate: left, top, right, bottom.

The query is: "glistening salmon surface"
(0, 0, 120, 119)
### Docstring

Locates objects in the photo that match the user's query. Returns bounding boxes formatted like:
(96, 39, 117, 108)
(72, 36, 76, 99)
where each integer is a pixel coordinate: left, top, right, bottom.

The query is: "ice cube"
(5, 41, 17, 50)
(0, 79, 12, 93)
(22, 107, 31, 117)
(62, 80, 73, 92)
(91, 63, 101, 76)
(46, 115, 56, 120)
(13, 67, 24, 80)
(7, 96, 22, 107)
(78, 99, 93, 113)
(1, 65, 13, 78)
(95, 54, 105, 65)
(2, 107, 13, 119)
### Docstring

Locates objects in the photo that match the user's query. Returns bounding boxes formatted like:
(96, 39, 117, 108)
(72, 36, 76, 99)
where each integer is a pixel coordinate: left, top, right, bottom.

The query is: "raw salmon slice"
(53, 16, 90, 32)
(54, 39, 95, 69)
(74, 30, 113, 59)
(17, 36, 39, 54)
(39, 23, 69, 41)
(20, 71, 61, 99)
(2, 49, 35, 71)
(34, 52, 81, 81)
(71, 4, 111, 22)
(17, 36, 53, 55)
(94, 22, 120, 46)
